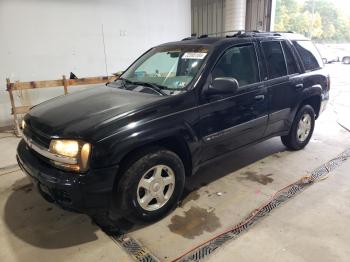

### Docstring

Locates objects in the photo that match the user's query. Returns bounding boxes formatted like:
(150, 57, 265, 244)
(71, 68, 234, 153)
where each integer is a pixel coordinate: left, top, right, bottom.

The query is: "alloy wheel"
(297, 113, 312, 142)
(137, 165, 175, 211)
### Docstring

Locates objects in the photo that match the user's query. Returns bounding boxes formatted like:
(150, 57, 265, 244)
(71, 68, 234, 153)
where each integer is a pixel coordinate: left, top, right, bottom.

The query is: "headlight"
(50, 140, 79, 158)
(21, 120, 26, 130)
(49, 139, 91, 172)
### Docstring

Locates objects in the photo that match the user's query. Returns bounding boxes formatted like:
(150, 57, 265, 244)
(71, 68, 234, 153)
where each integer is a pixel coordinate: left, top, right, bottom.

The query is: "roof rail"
(182, 30, 247, 39)
(225, 30, 260, 38)
(182, 33, 197, 41)
(198, 34, 208, 39)
(181, 30, 294, 41)
(271, 31, 294, 34)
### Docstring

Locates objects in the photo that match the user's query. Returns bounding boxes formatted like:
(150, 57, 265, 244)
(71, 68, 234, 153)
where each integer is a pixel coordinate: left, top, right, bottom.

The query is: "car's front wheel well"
(117, 136, 193, 179)
(300, 95, 321, 119)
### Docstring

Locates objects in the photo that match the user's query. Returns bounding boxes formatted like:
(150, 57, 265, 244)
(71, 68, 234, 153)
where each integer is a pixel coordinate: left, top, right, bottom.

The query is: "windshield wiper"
(125, 80, 168, 94)
(114, 78, 170, 94)
(117, 77, 133, 88)
(135, 81, 168, 90)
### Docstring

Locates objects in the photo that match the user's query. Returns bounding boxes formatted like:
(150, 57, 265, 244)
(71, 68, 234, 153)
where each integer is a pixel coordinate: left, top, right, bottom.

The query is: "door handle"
(296, 83, 304, 89)
(254, 95, 265, 101)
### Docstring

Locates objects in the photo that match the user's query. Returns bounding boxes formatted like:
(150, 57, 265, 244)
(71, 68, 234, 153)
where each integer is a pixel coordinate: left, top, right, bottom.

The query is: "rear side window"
(261, 41, 287, 79)
(212, 44, 259, 87)
(281, 41, 299, 75)
(293, 40, 323, 71)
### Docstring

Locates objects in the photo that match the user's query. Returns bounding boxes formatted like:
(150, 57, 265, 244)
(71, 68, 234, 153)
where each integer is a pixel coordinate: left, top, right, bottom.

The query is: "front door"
(198, 43, 269, 163)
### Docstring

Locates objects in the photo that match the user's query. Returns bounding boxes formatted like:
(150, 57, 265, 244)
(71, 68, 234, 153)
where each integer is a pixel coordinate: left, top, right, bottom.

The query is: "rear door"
(260, 40, 303, 136)
(198, 42, 269, 162)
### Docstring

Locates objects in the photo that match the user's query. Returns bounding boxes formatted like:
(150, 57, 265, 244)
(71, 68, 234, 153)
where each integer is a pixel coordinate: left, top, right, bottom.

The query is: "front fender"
(91, 115, 199, 169)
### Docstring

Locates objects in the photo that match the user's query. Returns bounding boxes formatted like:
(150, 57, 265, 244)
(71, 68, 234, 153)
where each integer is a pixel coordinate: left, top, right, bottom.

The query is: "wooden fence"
(6, 75, 117, 135)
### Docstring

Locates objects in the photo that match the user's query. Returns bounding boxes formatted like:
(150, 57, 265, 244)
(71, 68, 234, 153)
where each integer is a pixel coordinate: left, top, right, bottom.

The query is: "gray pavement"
(208, 158, 350, 262)
(0, 63, 349, 262)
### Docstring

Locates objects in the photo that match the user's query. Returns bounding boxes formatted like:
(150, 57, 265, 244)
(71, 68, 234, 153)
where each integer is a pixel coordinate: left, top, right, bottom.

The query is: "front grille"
(23, 125, 50, 148)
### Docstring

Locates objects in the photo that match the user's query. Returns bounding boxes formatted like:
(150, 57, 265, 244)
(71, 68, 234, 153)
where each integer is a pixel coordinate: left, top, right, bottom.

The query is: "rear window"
(261, 41, 287, 79)
(293, 40, 323, 71)
(281, 41, 299, 75)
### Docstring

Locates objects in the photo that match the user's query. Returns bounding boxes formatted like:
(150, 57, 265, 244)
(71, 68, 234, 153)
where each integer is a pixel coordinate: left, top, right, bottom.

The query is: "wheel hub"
(150, 180, 163, 196)
(297, 113, 312, 142)
(137, 165, 175, 211)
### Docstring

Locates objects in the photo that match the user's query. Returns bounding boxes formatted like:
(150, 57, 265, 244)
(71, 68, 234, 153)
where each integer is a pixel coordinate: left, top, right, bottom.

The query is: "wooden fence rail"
(6, 75, 117, 135)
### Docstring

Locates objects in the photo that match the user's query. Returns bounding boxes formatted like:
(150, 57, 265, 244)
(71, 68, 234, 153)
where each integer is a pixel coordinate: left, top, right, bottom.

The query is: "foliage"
(275, 0, 350, 42)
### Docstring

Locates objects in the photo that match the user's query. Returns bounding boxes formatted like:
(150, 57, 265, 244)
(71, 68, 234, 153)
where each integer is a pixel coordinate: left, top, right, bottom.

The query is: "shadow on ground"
(119, 138, 287, 233)
(3, 138, 286, 246)
(183, 138, 285, 197)
(4, 177, 99, 249)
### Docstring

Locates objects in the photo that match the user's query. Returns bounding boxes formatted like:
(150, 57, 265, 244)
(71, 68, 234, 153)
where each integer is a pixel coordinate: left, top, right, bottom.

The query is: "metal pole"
(309, 0, 315, 39)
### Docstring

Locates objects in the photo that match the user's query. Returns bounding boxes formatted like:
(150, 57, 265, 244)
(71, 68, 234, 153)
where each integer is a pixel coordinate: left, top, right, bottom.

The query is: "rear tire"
(116, 147, 185, 224)
(281, 105, 315, 150)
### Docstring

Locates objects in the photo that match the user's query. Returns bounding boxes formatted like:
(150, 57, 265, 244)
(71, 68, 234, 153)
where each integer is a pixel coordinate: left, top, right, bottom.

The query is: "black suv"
(17, 32, 329, 226)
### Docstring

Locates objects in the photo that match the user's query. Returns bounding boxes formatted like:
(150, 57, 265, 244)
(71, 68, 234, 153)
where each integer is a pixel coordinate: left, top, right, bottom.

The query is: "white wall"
(0, 0, 191, 127)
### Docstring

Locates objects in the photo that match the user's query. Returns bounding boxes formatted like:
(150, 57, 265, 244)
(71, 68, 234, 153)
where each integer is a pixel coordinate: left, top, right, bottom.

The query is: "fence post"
(62, 75, 68, 95)
(6, 78, 21, 136)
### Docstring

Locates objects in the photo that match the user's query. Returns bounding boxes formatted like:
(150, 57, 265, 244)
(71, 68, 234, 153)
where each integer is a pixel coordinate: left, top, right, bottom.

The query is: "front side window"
(261, 41, 287, 79)
(293, 40, 323, 71)
(121, 45, 209, 91)
(212, 44, 260, 87)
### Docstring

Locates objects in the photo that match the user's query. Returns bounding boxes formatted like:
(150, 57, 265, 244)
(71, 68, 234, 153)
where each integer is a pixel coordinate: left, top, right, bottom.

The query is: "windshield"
(119, 45, 209, 93)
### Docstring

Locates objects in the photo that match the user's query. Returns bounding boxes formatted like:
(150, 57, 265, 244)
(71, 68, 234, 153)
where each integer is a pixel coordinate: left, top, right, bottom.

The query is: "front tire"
(281, 105, 315, 150)
(116, 147, 185, 224)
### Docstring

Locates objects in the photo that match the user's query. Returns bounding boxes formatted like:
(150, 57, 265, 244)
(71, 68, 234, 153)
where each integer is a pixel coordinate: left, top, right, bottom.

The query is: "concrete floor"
(208, 159, 350, 262)
(0, 63, 349, 261)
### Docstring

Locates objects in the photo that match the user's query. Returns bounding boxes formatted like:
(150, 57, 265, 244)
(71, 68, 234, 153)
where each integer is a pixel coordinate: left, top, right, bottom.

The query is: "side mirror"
(206, 77, 239, 96)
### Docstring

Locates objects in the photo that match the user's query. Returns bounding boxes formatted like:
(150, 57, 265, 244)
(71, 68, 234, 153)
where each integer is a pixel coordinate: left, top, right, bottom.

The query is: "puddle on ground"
(180, 191, 200, 207)
(238, 171, 274, 185)
(168, 206, 221, 239)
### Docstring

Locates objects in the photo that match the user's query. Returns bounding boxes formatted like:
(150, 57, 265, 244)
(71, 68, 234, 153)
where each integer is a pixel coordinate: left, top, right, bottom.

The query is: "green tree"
(275, 0, 322, 38)
(275, 0, 350, 42)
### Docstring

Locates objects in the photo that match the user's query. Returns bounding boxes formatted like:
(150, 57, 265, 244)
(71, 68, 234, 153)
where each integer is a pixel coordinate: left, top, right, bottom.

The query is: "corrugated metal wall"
(191, 0, 225, 36)
(245, 0, 273, 31)
(191, 0, 273, 36)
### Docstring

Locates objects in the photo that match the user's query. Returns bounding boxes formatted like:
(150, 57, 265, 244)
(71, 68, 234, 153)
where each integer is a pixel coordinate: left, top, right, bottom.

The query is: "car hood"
(27, 85, 164, 139)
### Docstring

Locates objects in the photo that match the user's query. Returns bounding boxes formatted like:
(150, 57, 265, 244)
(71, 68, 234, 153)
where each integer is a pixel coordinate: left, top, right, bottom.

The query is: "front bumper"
(17, 139, 118, 214)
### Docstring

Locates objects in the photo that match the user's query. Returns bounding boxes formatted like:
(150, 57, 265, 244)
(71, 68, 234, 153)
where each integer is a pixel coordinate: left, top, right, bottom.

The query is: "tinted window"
(212, 44, 259, 87)
(262, 41, 287, 79)
(294, 40, 323, 71)
(281, 41, 299, 75)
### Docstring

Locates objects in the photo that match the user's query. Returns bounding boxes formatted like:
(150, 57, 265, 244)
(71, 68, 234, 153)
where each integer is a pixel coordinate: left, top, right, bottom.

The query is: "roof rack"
(181, 30, 295, 41)
(181, 33, 198, 41)
(225, 30, 260, 38)
(271, 31, 294, 33)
